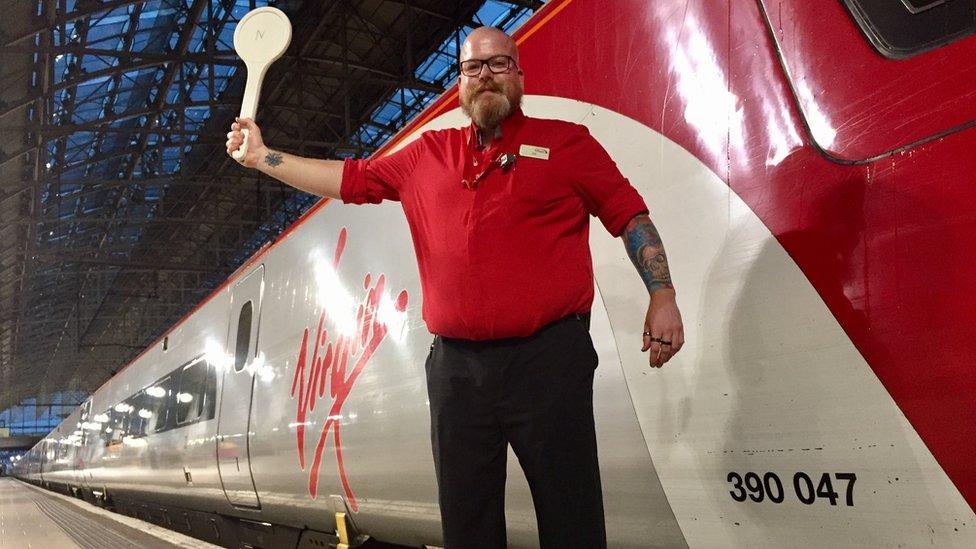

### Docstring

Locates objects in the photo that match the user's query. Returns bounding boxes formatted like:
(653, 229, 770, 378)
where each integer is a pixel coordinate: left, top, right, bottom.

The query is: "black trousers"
(425, 314, 607, 549)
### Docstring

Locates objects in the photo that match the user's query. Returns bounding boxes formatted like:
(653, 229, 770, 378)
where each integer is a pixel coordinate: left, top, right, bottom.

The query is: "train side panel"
(497, 0, 976, 546)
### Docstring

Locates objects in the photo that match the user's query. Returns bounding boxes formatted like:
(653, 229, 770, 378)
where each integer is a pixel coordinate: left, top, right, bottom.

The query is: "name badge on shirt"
(519, 144, 550, 160)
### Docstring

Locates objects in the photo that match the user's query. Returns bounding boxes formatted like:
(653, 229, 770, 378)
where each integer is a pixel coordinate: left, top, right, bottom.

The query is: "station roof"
(0, 0, 541, 410)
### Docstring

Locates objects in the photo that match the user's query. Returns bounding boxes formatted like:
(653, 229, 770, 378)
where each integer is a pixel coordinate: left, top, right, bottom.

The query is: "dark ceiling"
(0, 0, 542, 411)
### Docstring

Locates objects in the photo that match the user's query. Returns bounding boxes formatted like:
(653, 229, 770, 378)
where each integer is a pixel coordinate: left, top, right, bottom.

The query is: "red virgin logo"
(290, 227, 409, 511)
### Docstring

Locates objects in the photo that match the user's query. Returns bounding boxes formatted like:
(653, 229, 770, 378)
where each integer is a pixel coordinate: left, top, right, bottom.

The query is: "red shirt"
(341, 109, 648, 340)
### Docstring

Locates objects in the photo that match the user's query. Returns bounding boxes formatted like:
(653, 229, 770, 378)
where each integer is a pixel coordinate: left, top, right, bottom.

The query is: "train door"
(216, 264, 264, 508)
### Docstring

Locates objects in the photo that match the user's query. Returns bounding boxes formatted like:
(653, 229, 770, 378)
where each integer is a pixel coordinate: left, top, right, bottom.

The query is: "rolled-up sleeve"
(568, 127, 648, 237)
(340, 137, 424, 205)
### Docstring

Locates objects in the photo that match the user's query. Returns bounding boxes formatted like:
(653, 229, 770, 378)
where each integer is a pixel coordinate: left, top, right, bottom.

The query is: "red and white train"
(13, 0, 976, 547)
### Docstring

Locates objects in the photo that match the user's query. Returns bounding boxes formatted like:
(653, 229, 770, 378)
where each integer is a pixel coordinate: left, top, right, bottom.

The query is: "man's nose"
(477, 63, 494, 79)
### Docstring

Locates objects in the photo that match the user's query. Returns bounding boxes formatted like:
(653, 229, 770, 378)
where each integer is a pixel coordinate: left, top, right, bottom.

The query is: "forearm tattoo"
(265, 151, 284, 167)
(623, 214, 675, 294)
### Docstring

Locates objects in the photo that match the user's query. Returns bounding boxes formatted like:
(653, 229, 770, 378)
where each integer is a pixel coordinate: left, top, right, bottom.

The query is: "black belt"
(438, 312, 591, 348)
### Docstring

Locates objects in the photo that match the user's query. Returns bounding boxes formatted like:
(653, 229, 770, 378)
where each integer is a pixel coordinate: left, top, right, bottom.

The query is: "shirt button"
(473, 158, 479, 166)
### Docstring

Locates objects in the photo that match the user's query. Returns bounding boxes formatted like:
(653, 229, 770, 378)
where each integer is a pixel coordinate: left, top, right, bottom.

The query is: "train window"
(124, 400, 142, 438)
(163, 378, 178, 430)
(177, 360, 208, 425)
(105, 406, 126, 446)
(204, 361, 217, 420)
(91, 411, 110, 443)
(80, 401, 92, 446)
(234, 301, 253, 372)
(122, 395, 148, 438)
(841, 0, 976, 59)
(143, 376, 174, 435)
(57, 440, 69, 460)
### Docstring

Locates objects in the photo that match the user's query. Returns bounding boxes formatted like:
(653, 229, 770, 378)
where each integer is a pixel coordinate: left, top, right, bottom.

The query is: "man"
(227, 26, 683, 549)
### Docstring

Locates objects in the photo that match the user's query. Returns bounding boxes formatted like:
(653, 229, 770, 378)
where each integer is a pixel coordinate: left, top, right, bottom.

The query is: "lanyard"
(461, 152, 518, 190)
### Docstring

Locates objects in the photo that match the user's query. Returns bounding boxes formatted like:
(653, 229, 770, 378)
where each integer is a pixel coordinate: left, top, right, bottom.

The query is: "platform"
(0, 478, 217, 549)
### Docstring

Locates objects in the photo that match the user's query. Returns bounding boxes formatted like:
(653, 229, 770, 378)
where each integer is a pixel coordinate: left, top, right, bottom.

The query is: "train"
(12, 0, 976, 547)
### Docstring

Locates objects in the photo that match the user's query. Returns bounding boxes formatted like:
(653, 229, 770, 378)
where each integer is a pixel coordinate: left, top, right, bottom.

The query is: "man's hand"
(641, 289, 684, 368)
(226, 117, 268, 168)
(621, 214, 684, 368)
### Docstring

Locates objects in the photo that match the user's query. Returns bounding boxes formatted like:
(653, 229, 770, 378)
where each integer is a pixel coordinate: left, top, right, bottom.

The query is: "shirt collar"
(466, 108, 527, 149)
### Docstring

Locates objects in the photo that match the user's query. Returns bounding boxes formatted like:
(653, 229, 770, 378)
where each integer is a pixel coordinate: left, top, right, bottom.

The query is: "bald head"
(458, 27, 524, 133)
(461, 26, 519, 65)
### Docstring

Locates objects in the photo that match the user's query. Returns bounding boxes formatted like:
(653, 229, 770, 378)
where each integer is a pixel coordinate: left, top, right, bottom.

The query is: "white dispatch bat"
(231, 7, 292, 161)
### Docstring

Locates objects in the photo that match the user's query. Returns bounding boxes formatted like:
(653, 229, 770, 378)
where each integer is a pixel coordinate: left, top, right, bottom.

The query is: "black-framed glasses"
(459, 55, 517, 77)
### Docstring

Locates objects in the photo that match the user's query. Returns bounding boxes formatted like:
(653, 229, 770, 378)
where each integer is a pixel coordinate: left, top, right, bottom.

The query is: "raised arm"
(226, 118, 344, 199)
(621, 214, 684, 368)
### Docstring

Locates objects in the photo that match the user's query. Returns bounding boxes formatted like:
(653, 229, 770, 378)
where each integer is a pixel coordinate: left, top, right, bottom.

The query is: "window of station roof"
(0, 393, 88, 437)
(842, 0, 976, 59)
(22, 0, 278, 309)
(40, 0, 267, 186)
(350, 1, 539, 151)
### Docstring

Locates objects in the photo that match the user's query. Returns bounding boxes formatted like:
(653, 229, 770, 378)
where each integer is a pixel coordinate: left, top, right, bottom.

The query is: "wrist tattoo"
(265, 151, 284, 167)
(623, 214, 675, 293)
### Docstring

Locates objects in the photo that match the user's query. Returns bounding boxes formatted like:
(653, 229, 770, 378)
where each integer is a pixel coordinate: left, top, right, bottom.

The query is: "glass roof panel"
(88, 20, 128, 43)
(80, 53, 120, 74)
